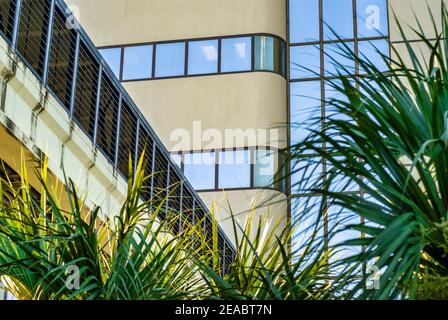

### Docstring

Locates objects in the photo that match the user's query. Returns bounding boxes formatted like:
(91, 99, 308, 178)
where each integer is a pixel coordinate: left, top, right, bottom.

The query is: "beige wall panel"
(200, 189, 288, 247)
(123, 73, 288, 151)
(66, 0, 286, 45)
(389, 0, 445, 42)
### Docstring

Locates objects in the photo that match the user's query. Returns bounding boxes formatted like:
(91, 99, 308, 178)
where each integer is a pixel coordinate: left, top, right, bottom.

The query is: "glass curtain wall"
(288, 0, 390, 264)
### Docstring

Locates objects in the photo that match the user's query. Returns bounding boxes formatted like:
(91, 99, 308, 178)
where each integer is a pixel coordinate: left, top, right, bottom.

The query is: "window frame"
(97, 33, 287, 82)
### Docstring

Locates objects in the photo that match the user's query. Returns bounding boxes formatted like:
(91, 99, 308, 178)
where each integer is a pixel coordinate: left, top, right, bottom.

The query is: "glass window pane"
(170, 153, 182, 169)
(325, 80, 354, 140)
(291, 197, 325, 263)
(99, 48, 121, 78)
(254, 36, 285, 74)
(254, 149, 276, 188)
(357, 0, 389, 38)
(122, 45, 153, 80)
(188, 39, 218, 75)
(289, 0, 320, 43)
(221, 37, 252, 72)
(291, 158, 323, 194)
(184, 152, 215, 190)
(358, 39, 390, 73)
(323, 0, 354, 40)
(290, 44, 321, 79)
(155, 42, 185, 77)
(218, 150, 251, 189)
(290, 81, 322, 146)
(324, 42, 355, 76)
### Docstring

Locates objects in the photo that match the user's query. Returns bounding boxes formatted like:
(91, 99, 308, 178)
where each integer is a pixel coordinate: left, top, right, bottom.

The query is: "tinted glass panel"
(358, 39, 389, 73)
(254, 36, 285, 74)
(184, 152, 215, 190)
(218, 150, 251, 189)
(357, 0, 389, 38)
(289, 0, 320, 43)
(290, 81, 322, 146)
(322, 0, 354, 40)
(291, 158, 323, 194)
(188, 39, 218, 75)
(123, 45, 153, 80)
(99, 48, 121, 79)
(290, 44, 321, 79)
(324, 42, 355, 76)
(221, 37, 252, 72)
(254, 149, 275, 188)
(155, 42, 185, 77)
(170, 153, 182, 169)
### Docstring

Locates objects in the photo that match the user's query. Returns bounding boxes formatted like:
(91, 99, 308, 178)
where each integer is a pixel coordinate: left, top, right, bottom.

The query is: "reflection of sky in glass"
(291, 158, 323, 194)
(323, 0, 354, 40)
(289, 0, 320, 43)
(170, 153, 182, 169)
(328, 205, 362, 270)
(188, 40, 218, 75)
(254, 149, 275, 188)
(221, 37, 252, 72)
(357, 0, 389, 38)
(99, 48, 121, 78)
(291, 197, 325, 263)
(184, 152, 215, 190)
(122, 45, 153, 80)
(324, 42, 355, 76)
(218, 150, 251, 189)
(358, 39, 390, 73)
(155, 42, 185, 77)
(290, 44, 321, 79)
(290, 81, 322, 146)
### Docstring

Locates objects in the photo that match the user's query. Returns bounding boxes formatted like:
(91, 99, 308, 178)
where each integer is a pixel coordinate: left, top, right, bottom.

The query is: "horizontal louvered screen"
(96, 73, 119, 161)
(0, 0, 17, 42)
(47, 6, 77, 110)
(73, 41, 99, 138)
(16, 0, 52, 78)
(117, 101, 138, 178)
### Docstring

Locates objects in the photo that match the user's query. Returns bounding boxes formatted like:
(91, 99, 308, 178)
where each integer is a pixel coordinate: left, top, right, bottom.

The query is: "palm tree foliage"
(288, 3, 448, 299)
(0, 156, 208, 299)
(0, 153, 333, 300)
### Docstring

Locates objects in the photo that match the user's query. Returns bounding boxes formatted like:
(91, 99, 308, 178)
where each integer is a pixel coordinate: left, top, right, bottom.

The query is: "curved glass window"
(188, 39, 218, 75)
(254, 149, 276, 188)
(99, 34, 286, 81)
(155, 42, 185, 77)
(123, 45, 153, 80)
(254, 36, 285, 75)
(221, 37, 252, 73)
